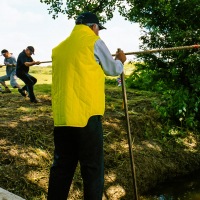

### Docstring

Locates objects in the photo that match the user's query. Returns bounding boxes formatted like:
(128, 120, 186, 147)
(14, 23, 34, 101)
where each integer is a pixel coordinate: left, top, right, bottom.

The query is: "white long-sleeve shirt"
(94, 39, 124, 76)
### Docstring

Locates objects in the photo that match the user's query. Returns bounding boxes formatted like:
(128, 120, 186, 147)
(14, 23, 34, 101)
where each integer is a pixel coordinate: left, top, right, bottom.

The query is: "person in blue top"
(0, 49, 23, 94)
(16, 46, 41, 103)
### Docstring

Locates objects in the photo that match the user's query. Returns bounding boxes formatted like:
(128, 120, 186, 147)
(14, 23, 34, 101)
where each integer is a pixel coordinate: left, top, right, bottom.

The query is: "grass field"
(0, 65, 200, 200)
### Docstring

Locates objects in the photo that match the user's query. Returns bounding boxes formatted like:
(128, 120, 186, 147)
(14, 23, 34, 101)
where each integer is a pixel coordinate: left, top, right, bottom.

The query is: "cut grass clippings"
(0, 66, 200, 199)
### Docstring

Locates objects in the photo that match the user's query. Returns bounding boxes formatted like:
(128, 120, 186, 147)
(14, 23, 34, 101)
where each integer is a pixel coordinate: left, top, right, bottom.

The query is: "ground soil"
(0, 85, 200, 200)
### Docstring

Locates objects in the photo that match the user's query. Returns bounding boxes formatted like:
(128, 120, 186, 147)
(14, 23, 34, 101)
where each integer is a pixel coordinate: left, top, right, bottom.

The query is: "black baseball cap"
(75, 12, 106, 30)
(1, 49, 8, 55)
(27, 46, 35, 54)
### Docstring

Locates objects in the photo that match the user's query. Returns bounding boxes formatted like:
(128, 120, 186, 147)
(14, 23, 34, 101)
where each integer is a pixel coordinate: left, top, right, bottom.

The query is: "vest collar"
(72, 24, 96, 36)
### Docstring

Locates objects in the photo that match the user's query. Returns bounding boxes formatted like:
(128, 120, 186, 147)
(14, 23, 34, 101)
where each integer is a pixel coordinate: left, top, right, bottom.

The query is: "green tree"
(40, 0, 120, 20)
(123, 0, 200, 129)
(41, 0, 200, 129)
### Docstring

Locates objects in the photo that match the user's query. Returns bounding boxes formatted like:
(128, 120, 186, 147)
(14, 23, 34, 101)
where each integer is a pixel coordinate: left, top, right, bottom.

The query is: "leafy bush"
(153, 87, 200, 129)
(126, 52, 200, 131)
(105, 77, 118, 86)
(126, 63, 169, 92)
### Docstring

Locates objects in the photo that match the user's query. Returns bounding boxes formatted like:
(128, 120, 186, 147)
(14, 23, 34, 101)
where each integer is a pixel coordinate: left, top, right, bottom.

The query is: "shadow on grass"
(0, 84, 200, 199)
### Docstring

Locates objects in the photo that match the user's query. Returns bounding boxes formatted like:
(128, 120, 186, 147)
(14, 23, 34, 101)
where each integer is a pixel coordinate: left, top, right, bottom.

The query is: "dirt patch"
(0, 86, 200, 200)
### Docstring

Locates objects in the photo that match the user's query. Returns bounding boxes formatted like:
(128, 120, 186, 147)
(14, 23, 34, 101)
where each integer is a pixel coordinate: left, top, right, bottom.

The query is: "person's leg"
(21, 85, 27, 92)
(10, 71, 28, 96)
(18, 87, 27, 97)
(27, 73, 37, 85)
(10, 71, 21, 89)
(79, 115, 104, 200)
(17, 72, 36, 101)
(25, 73, 37, 101)
(0, 75, 9, 88)
(0, 75, 11, 93)
(47, 126, 79, 200)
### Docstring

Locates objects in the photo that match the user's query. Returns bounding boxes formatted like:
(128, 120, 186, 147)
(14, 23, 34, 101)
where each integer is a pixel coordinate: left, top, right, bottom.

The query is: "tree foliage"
(41, 0, 200, 129)
(123, 0, 200, 129)
(40, 0, 122, 21)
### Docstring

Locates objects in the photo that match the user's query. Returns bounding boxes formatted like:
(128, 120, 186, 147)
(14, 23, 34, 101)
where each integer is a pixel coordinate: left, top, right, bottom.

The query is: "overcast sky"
(0, 0, 141, 65)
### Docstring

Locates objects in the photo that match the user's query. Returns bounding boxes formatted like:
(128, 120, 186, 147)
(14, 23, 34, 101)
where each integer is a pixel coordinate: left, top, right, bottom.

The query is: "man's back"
(52, 24, 105, 127)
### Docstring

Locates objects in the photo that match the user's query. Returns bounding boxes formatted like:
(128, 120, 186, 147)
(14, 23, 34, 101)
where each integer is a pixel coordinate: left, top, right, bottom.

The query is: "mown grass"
(0, 64, 200, 200)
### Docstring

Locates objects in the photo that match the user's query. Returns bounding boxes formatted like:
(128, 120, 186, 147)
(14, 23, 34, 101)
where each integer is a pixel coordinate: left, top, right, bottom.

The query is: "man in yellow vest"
(48, 12, 126, 200)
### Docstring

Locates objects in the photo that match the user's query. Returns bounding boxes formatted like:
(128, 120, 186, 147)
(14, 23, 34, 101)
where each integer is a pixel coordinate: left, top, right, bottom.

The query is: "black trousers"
(47, 116, 104, 200)
(17, 72, 37, 101)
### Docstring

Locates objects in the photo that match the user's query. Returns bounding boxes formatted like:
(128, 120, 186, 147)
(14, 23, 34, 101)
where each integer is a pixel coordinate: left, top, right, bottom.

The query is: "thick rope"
(112, 44, 200, 56)
(1, 45, 199, 65)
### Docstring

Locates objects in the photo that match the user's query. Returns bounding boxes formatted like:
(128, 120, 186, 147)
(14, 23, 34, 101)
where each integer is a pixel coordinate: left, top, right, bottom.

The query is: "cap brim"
(98, 24, 106, 30)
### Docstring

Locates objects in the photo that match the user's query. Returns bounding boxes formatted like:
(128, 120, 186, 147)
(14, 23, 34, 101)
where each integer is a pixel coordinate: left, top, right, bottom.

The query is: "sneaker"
(18, 88, 27, 97)
(30, 99, 42, 103)
(2, 88, 11, 93)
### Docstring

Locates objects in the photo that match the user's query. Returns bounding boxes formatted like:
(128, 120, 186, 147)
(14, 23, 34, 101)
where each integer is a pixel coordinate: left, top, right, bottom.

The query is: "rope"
(40, 61, 52, 64)
(1, 45, 198, 65)
(30, 44, 200, 64)
(112, 44, 200, 56)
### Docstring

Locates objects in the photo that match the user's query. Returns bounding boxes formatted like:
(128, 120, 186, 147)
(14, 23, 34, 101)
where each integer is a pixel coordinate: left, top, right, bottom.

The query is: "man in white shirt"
(48, 12, 126, 200)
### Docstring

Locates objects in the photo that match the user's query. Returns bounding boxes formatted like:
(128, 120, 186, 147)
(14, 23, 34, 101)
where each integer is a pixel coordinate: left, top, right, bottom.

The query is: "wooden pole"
(121, 71, 139, 200)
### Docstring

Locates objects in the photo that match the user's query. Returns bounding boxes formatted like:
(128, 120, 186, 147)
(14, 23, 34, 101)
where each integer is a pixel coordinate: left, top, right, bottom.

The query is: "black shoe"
(2, 88, 11, 93)
(30, 99, 41, 103)
(18, 88, 26, 97)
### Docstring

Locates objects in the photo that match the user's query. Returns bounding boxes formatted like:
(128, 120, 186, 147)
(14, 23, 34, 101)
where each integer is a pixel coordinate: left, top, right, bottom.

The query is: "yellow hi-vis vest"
(52, 25, 105, 127)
